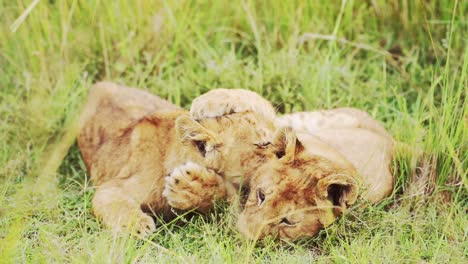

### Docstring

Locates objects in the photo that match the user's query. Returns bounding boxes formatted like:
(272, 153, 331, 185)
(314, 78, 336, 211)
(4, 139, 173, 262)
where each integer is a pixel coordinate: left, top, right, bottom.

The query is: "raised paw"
(190, 89, 276, 120)
(163, 161, 225, 211)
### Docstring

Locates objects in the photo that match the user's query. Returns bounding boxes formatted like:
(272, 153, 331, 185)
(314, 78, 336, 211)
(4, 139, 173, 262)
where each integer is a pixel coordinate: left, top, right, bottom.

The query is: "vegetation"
(0, 0, 466, 263)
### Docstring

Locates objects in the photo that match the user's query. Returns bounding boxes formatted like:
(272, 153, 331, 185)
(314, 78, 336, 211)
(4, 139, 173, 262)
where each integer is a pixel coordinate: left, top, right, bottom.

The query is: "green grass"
(1, 0, 466, 263)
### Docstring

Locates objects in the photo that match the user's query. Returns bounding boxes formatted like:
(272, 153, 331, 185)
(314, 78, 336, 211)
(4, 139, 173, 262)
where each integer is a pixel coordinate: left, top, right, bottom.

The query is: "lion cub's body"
(78, 82, 277, 234)
(78, 83, 194, 233)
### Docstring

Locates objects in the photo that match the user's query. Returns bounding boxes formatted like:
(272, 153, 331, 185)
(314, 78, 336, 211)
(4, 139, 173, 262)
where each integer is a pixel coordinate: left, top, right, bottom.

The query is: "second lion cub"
(187, 89, 395, 241)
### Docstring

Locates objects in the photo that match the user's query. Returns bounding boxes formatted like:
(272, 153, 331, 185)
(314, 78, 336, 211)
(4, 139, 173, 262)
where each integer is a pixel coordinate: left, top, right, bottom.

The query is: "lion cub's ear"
(316, 174, 359, 214)
(175, 115, 220, 157)
(271, 127, 304, 163)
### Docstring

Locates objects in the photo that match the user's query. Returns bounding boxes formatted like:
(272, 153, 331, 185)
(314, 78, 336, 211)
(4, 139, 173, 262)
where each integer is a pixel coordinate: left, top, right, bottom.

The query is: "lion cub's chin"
(236, 210, 326, 242)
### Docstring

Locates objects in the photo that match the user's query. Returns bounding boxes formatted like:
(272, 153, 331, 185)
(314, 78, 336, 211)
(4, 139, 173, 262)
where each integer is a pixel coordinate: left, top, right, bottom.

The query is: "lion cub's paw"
(190, 89, 276, 120)
(107, 211, 156, 238)
(132, 213, 156, 237)
(163, 162, 225, 211)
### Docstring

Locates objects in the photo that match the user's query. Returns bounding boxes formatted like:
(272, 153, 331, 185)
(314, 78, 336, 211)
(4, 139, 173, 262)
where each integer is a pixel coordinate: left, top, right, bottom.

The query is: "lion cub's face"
(176, 112, 277, 179)
(236, 128, 359, 241)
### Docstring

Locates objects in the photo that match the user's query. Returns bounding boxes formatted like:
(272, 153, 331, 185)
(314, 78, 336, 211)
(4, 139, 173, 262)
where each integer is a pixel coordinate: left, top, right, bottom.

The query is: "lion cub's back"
(276, 107, 392, 140)
(78, 82, 180, 174)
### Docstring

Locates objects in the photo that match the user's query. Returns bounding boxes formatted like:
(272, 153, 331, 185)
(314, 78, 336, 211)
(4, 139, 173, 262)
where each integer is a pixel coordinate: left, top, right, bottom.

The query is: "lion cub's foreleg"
(163, 162, 236, 212)
(92, 180, 156, 236)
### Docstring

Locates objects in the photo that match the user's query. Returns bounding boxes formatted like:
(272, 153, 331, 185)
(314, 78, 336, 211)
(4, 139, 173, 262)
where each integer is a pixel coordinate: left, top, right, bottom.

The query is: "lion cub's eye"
(257, 189, 265, 206)
(280, 217, 294, 226)
(193, 140, 206, 157)
(254, 142, 270, 148)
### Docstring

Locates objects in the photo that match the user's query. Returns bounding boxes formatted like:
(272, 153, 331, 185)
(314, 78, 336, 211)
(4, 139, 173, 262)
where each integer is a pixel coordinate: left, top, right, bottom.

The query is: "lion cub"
(78, 82, 295, 235)
(188, 90, 395, 241)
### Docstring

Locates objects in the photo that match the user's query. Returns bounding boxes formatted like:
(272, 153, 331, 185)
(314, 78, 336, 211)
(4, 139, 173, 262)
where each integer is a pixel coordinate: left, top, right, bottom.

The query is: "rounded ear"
(316, 174, 359, 213)
(175, 115, 220, 156)
(271, 127, 304, 162)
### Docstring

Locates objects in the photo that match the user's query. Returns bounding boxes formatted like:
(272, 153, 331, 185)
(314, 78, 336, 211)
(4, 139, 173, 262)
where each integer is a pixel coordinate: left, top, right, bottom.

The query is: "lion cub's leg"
(92, 181, 156, 236)
(163, 162, 236, 212)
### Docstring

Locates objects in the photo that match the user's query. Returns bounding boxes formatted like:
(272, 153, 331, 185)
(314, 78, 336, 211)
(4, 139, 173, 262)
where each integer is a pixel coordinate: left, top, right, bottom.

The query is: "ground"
(0, 0, 466, 263)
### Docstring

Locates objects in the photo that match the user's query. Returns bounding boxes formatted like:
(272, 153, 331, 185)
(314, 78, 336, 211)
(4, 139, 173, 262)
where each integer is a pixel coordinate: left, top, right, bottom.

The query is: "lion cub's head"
(236, 127, 360, 241)
(174, 111, 277, 181)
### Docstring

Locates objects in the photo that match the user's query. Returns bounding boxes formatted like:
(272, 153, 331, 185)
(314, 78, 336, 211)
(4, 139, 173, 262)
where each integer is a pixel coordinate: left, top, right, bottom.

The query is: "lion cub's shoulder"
(78, 82, 185, 181)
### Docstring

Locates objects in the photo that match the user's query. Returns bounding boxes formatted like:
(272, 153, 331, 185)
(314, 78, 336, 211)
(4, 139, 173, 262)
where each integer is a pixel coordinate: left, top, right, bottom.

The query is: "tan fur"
(78, 82, 281, 235)
(190, 90, 395, 241)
